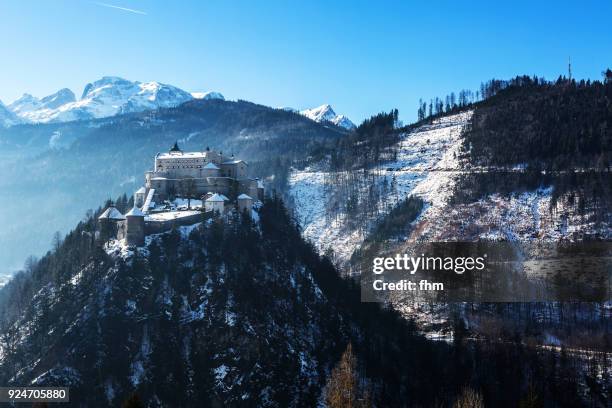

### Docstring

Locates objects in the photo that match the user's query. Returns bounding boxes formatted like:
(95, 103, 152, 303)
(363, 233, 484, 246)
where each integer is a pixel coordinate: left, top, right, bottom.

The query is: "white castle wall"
(146, 149, 255, 200)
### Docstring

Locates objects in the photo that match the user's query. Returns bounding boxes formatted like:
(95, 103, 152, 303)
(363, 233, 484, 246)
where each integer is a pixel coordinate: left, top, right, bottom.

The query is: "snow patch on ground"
(288, 171, 359, 264)
(412, 185, 611, 242)
(129, 361, 145, 386)
(104, 379, 116, 403)
(214, 364, 229, 388)
(69, 271, 83, 286)
(104, 238, 134, 258)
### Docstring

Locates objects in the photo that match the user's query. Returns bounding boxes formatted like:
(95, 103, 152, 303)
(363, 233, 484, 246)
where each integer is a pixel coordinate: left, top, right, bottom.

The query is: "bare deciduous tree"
(325, 343, 371, 408)
(453, 387, 484, 408)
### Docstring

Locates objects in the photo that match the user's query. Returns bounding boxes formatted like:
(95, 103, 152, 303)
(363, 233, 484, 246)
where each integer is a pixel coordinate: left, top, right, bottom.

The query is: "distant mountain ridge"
(10, 88, 76, 111)
(3, 77, 224, 125)
(3, 78, 357, 130)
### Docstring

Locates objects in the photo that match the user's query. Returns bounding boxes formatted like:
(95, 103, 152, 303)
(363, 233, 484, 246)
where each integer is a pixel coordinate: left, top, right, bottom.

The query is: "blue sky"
(1, 0, 611, 123)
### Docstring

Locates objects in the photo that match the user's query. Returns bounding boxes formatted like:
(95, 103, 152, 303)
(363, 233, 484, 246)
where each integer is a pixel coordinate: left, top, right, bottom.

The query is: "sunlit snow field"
(289, 111, 472, 264)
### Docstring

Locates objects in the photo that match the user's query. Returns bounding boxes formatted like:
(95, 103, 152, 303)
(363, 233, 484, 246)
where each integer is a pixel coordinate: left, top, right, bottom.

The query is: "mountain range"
(1, 77, 355, 130)
(3, 77, 202, 124)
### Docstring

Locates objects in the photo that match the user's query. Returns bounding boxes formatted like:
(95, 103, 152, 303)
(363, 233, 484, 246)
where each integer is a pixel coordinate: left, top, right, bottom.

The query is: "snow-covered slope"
(7, 93, 41, 115)
(40, 88, 76, 109)
(300, 104, 355, 130)
(290, 109, 611, 350)
(0, 100, 22, 127)
(289, 111, 471, 265)
(332, 114, 355, 130)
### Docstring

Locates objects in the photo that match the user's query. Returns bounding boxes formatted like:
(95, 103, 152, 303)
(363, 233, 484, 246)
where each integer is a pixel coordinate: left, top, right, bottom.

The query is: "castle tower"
(125, 206, 145, 246)
(98, 204, 126, 242)
(205, 193, 226, 213)
(134, 187, 147, 208)
(237, 193, 254, 213)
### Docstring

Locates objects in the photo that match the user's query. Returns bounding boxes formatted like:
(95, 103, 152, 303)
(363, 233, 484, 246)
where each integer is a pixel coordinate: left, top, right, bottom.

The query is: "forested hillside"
(289, 72, 612, 371)
(1, 197, 605, 406)
(453, 73, 612, 220)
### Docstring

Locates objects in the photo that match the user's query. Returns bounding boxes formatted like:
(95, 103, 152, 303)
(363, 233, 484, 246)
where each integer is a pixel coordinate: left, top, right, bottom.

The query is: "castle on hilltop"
(99, 143, 264, 246)
(144, 142, 262, 202)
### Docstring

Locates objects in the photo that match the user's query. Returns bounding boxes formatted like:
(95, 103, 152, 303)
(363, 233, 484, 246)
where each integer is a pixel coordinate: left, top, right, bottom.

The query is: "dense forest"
(465, 72, 612, 170)
(449, 72, 612, 223)
(326, 110, 401, 171)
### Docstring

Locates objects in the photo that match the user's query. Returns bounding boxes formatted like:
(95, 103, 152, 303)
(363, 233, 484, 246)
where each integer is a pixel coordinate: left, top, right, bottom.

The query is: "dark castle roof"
(169, 141, 182, 153)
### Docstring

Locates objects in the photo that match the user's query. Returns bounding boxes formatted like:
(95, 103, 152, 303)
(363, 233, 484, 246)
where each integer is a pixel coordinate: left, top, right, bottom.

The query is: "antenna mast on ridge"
(568, 56, 572, 81)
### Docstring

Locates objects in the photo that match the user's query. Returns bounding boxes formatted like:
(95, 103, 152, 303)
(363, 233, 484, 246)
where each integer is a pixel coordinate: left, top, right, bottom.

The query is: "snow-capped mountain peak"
(333, 114, 355, 130)
(39, 88, 76, 109)
(301, 104, 337, 123)
(81, 76, 135, 99)
(8, 89, 76, 120)
(67, 77, 194, 120)
(8, 93, 41, 115)
(191, 91, 225, 100)
(4, 78, 352, 129)
(300, 104, 355, 130)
